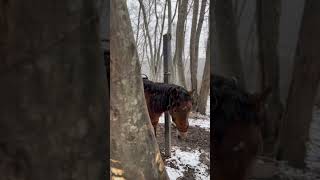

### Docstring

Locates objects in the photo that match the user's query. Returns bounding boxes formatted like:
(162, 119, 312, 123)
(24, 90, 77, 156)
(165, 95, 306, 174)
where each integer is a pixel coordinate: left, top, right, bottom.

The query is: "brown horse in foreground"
(212, 75, 271, 180)
(142, 77, 193, 139)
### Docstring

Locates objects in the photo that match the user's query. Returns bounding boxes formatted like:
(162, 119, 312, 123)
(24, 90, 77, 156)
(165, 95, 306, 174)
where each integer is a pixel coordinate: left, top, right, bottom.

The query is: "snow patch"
(206, 96, 210, 116)
(159, 113, 210, 132)
(278, 161, 320, 180)
(166, 166, 184, 180)
(165, 146, 210, 180)
(189, 117, 210, 131)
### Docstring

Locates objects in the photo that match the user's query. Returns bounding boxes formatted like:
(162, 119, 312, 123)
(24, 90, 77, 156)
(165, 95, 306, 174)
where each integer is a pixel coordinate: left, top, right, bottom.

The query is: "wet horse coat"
(142, 78, 193, 138)
(212, 75, 270, 180)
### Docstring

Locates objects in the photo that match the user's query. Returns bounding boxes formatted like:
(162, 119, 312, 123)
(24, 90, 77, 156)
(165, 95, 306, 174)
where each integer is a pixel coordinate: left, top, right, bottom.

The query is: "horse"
(142, 77, 193, 139)
(211, 74, 271, 180)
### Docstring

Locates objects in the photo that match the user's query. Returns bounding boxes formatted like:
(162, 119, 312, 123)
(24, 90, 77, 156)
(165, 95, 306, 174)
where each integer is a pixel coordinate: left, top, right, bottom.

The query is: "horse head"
(168, 87, 193, 140)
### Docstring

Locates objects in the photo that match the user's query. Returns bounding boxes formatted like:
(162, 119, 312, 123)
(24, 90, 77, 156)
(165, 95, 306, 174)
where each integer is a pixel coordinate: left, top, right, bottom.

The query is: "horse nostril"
(178, 135, 181, 139)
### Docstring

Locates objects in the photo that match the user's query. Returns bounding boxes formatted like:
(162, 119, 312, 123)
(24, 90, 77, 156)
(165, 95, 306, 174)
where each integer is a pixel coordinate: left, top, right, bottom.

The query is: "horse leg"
(153, 120, 159, 136)
(150, 114, 160, 137)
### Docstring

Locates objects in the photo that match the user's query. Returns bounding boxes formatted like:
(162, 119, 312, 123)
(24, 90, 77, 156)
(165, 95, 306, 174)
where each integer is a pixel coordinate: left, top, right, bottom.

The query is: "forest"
(0, 0, 320, 180)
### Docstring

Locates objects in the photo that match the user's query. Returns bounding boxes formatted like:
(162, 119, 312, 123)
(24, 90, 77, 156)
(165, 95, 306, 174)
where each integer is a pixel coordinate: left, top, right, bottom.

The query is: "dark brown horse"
(142, 77, 193, 139)
(212, 74, 271, 180)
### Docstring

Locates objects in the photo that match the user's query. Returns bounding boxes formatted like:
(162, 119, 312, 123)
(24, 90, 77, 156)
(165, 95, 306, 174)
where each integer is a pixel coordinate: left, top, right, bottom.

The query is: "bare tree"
(214, 0, 245, 88)
(110, 0, 168, 179)
(256, 0, 283, 156)
(197, 38, 210, 114)
(189, 0, 199, 94)
(0, 1, 107, 179)
(138, 0, 155, 78)
(190, 0, 208, 110)
(154, 0, 168, 81)
(136, 6, 142, 43)
(167, 0, 175, 83)
(134, 0, 168, 81)
(173, 0, 189, 87)
(277, 0, 320, 168)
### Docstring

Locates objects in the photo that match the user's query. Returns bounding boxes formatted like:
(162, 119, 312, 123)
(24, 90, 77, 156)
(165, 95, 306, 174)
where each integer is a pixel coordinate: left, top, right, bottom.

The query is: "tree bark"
(194, 0, 207, 78)
(191, 0, 208, 110)
(214, 0, 245, 88)
(197, 39, 210, 114)
(256, 0, 283, 156)
(138, 0, 155, 79)
(135, 6, 142, 44)
(155, 0, 168, 81)
(173, 0, 189, 87)
(167, 0, 175, 83)
(277, 0, 320, 168)
(189, 0, 199, 94)
(0, 1, 108, 179)
(110, 0, 168, 179)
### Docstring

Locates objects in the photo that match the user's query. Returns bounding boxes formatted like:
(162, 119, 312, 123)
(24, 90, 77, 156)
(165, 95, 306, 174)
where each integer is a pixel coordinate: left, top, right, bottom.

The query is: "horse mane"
(143, 78, 192, 113)
(212, 74, 259, 143)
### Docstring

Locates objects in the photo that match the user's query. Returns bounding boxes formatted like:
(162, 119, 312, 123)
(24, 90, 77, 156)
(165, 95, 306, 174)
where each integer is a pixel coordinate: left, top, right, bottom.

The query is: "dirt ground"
(156, 123, 210, 179)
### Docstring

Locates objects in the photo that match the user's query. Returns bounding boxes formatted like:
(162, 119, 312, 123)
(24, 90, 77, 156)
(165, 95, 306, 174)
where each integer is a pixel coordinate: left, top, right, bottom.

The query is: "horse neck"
(148, 90, 172, 113)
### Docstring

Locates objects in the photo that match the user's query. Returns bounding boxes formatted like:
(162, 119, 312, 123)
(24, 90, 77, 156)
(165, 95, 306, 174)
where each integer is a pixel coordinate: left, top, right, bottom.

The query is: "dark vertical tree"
(189, 0, 199, 95)
(110, 0, 168, 179)
(167, 0, 175, 84)
(190, 0, 208, 110)
(256, 0, 283, 155)
(197, 38, 210, 114)
(0, 0, 108, 179)
(214, 0, 245, 88)
(173, 0, 189, 87)
(278, 0, 320, 168)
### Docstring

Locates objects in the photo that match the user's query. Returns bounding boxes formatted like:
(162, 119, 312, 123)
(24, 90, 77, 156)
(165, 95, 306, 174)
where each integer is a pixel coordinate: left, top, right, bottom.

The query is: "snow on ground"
(159, 96, 210, 179)
(306, 107, 320, 173)
(206, 96, 210, 116)
(277, 161, 320, 180)
(165, 147, 210, 180)
(189, 113, 210, 132)
(159, 113, 210, 132)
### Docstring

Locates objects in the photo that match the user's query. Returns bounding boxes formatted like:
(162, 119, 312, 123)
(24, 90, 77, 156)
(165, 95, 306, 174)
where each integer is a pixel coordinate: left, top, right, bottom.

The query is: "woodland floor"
(155, 101, 320, 180)
(157, 121, 210, 179)
(156, 98, 210, 180)
(249, 107, 320, 180)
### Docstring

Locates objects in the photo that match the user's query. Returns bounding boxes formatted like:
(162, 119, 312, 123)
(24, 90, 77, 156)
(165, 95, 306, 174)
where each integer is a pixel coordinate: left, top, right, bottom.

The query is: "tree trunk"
(138, 0, 155, 79)
(155, 1, 168, 82)
(191, 0, 208, 110)
(135, 7, 142, 44)
(256, 0, 283, 156)
(110, 0, 168, 179)
(214, 0, 245, 88)
(167, 0, 175, 84)
(277, 0, 320, 168)
(173, 0, 188, 87)
(0, 1, 108, 179)
(197, 39, 210, 114)
(189, 0, 199, 94)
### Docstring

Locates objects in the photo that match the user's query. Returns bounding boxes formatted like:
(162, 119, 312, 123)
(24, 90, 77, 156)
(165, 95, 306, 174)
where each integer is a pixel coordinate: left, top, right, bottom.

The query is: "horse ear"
(188, 89, 196, 96)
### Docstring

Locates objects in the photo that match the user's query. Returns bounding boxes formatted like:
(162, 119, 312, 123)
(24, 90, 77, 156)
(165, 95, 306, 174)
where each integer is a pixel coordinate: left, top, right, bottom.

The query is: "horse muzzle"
(177, 130, 187, 140)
